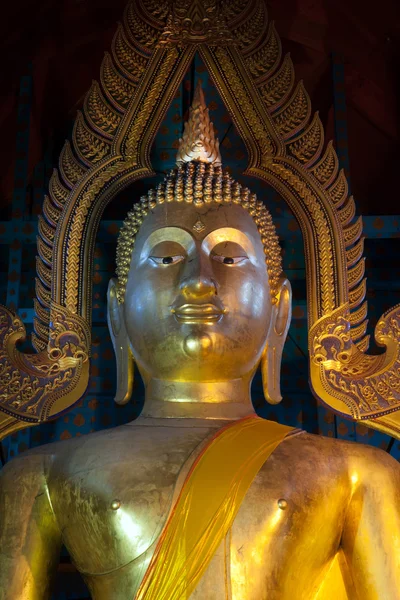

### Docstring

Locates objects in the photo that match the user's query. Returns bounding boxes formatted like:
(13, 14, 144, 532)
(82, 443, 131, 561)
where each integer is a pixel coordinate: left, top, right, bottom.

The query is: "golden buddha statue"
(1, 84, 400, 600)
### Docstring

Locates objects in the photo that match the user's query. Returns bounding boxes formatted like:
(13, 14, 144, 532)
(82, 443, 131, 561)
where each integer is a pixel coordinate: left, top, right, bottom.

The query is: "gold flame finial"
(176, 81, 222, 166)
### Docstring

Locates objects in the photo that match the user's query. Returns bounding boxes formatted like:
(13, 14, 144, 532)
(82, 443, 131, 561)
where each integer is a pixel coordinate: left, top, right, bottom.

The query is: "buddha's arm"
(341, 447, 400, 598)
(0, 454, 62, 600)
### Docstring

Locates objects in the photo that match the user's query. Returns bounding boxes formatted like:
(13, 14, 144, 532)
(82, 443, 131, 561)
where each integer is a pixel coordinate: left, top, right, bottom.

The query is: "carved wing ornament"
(1, 0, 400, 439)
(0, 304, 90, 439)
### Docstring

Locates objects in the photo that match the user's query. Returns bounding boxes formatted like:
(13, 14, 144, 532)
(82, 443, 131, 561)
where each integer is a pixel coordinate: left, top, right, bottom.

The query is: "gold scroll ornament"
(310, 304, 400, 435)
(1, 0, 400, 439)
(0, 303, 89, 438)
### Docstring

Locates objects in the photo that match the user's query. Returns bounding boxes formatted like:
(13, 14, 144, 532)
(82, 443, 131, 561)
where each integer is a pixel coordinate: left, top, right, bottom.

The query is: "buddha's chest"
(48, 429, 347, 599)
(67, 460, 345, 600)
(48, 425, 213, 576)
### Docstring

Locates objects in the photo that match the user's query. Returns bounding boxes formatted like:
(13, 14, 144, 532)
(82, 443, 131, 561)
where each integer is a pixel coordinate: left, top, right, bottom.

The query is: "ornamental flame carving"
(1, 0, 400, 440)
(176, 82, 222, 166)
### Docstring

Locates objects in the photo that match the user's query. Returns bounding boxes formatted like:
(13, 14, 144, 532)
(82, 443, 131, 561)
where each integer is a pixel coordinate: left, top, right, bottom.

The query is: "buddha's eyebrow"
(140, 227, 195, 259)
(202, 228, 255, 255)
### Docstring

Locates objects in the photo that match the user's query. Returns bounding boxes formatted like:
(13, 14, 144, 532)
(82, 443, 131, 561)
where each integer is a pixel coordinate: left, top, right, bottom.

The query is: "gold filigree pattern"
(36, 172, 69, 350)
(112, 24, 148, 82)
(124, 48, 180, 158)
(73, 111, 112, 166)
(141, 0, 170, 24)
(49, 168, 70, 209)
(36, 257, 52, 288)
(349, 319, 368, 342)
(349, 301, 368, 326)
(65, 49, 180, 312)
(35, 212, 54, 347)
(220, 0, 248, 23)
(100, 52, 136, 112)
(43, 195, 60, 227)
(34, 300, 50, 326)
(36, 278, 51, 308)
(343, 216, 363, 246)
(85, 81, 121, 140)
(347, 258, 365, 289)
(258, 54, 294, 111)
(270, 161, 336, 313)
(124, 2, 161, 51)
(349, 279, 367, 309)
(32, 313, 50, 353)
(286, 112, 324, 167)
(327, 169, 348, 208)
(338, 196, 356, 227)
(310, 141, 339, 188)
(37, 237, 52, 267)
(356, 335, 370, 353)
(33, 317, 50, 342)
(38, 215, 55, 245)
(346, 237, 364, 269)
(245, 22, 282, 83)
(212, 46, 276, 161)
(59, 141, 87, 188)
(272, 81, 311, 140)
(31, 333, 47, 354)
(65, 161, 126, 312)
(231, 0, 267, 53)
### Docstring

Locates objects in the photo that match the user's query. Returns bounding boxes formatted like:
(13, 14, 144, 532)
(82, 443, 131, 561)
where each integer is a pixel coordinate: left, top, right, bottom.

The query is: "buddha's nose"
(180, 256, 217, 300)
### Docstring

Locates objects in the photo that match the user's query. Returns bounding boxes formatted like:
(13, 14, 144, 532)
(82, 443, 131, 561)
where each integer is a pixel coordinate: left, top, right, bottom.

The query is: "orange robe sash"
(135, 415, 295, 600)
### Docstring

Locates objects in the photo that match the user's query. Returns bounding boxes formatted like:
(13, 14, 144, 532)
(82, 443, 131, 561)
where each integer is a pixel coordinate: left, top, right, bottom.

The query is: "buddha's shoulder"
(0, 421, 214, 481)
(274, 429, 400, 480)
(0, 425, 133, 479)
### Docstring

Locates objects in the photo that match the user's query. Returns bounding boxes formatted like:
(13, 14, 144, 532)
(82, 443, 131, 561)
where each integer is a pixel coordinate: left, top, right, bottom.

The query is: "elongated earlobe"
(107, 278, 134, 405)
(261, 278, 292, 404)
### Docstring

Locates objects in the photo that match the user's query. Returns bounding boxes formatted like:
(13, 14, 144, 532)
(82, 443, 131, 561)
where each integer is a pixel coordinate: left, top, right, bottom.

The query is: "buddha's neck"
(139, 377, 255, 420)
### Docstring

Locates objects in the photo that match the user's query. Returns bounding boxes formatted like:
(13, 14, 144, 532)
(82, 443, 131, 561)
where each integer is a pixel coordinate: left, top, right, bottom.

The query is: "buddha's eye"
(150, 255, 184, 266)
(212, 255, 248, 265)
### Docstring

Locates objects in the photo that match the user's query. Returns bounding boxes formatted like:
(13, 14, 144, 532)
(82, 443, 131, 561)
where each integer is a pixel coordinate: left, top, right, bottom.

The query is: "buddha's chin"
(183, 332, 213, 358)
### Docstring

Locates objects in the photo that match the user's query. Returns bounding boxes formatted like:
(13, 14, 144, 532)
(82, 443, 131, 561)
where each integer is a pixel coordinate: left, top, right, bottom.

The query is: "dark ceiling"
(0, 0, 399, 214)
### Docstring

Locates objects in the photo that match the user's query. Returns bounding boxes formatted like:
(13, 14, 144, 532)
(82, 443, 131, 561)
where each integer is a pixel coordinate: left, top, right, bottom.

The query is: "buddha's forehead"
(134, 201, 261, 246)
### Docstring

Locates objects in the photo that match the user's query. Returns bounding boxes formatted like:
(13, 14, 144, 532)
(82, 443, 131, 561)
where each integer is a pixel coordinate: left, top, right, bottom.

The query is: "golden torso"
(2, 82, 400, 599)
(2, 178, 400, 599)
(2, 416, 398, 600)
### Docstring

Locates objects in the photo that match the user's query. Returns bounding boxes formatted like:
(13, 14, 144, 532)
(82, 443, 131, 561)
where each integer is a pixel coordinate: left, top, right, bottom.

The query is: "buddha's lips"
(172, 303, 225, 323)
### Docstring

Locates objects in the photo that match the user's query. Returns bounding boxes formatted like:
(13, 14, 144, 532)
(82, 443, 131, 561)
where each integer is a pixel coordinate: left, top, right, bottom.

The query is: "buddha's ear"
(107, 278, 134, 405)
(261, 277, 292, 405)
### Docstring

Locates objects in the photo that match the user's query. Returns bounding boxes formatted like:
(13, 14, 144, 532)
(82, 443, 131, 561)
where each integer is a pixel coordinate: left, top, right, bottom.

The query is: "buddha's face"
(123, 202, 273, 382)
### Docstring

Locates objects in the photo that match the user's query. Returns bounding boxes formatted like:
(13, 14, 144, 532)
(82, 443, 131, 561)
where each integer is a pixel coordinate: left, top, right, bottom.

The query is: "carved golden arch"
(1, 0, 400, 440)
